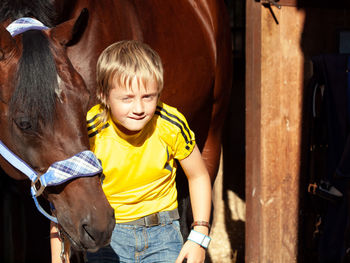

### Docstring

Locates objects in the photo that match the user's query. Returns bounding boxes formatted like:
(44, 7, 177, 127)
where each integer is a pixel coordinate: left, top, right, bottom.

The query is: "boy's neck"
(114, 122, 142, 136)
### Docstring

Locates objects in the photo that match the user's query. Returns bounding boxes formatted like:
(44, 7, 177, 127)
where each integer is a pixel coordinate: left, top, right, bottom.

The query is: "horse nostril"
(82, 224, 96, 241)
(80, 211, 115, 249)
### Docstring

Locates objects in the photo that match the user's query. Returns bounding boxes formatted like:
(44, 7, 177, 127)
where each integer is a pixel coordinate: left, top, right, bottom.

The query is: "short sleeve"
(172, 113, 195, 160)
(156, 103, 196, 160)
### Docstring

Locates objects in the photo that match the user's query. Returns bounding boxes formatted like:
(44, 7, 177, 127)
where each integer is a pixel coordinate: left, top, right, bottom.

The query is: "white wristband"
(187, 229, 211, 249)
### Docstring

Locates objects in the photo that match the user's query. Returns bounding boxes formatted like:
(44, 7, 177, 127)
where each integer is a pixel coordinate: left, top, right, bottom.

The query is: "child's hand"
(175, 240, 206, 263)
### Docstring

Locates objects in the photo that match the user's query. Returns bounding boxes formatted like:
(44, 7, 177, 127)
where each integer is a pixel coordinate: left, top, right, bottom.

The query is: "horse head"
(0, 10, 115, 251)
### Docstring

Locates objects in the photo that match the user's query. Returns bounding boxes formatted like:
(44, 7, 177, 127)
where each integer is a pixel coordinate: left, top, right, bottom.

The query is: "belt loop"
(157, 212, 161, 225)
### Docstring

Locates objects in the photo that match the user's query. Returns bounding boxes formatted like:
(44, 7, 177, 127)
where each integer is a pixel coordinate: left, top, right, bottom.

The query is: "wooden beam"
(246, 0, 262, 260)
(246, 3, 305, 262)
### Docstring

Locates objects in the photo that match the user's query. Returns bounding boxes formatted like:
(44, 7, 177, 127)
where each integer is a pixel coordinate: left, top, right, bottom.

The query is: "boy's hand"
(175, 240, 206, 263)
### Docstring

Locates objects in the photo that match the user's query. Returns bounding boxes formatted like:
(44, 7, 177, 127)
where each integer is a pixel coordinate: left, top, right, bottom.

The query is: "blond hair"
(96, 40, 164, 120)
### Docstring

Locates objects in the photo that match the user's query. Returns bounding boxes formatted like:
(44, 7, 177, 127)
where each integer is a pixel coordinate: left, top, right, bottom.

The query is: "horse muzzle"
(80, 211, 115, 251)
(58, 204, 115, 252)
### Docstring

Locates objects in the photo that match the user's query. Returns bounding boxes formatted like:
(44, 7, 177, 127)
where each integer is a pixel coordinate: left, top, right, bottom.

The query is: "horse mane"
(0, 0, 57, 27)
(9, 30, 58, 128)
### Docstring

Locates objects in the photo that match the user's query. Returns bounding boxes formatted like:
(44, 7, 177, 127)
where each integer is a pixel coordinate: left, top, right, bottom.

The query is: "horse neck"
(65, 0, 143, 100)
(58, 0, 142, 39)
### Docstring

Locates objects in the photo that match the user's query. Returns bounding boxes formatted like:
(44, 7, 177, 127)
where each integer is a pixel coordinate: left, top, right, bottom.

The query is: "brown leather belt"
(119, 208, 179, 227)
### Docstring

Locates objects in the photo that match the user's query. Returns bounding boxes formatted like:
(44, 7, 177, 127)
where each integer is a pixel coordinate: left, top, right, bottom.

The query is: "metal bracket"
(255, 0, 281, 24)
(260, 0, 281, 9)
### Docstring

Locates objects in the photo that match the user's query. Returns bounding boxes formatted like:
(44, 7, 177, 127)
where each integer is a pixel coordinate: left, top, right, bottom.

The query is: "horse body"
(0, 12, 115, 251)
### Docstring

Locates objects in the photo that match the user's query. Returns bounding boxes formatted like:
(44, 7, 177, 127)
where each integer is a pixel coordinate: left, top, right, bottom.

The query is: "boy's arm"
(176, 144, 212, 263)
(50, 222, 70, 263)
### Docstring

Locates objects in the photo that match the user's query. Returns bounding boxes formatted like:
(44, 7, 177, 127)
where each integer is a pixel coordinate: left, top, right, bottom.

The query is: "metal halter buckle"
(31, 177, 45, 197)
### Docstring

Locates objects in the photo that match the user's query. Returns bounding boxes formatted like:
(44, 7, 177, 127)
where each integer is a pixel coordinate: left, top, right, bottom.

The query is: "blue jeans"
(86, 212, 183, 263)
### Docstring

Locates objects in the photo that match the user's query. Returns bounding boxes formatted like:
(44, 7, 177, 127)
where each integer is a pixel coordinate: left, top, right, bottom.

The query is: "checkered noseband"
(31, 150, 103, 197)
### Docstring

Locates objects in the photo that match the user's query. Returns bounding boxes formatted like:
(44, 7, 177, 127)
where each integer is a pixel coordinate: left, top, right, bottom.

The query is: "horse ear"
(51, 8, 89, 46)
(0, 24, 16, 61)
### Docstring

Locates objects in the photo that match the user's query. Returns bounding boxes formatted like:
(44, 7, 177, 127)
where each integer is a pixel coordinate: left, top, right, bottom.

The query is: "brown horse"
(0, 9, 115, 251)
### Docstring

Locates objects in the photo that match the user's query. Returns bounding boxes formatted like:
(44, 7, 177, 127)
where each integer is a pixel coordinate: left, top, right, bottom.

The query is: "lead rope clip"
(59, 229, 67, 263)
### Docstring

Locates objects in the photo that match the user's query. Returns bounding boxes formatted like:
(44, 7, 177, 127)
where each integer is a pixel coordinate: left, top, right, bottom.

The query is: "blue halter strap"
(6, 17, 48, 37)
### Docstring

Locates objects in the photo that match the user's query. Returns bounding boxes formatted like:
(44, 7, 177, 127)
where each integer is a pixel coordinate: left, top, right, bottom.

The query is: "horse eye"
(15, 117, 32, 130)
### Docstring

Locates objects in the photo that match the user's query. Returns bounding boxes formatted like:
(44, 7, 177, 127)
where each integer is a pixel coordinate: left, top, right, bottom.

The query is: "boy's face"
(107, 77, 159, 135)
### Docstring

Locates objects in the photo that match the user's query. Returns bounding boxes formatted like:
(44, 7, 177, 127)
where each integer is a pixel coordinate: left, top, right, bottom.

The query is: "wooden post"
(246, 2, 305, 262)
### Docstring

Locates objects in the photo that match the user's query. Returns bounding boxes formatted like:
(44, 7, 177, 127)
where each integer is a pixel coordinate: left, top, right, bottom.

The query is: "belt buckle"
(144, 213, 160, 227)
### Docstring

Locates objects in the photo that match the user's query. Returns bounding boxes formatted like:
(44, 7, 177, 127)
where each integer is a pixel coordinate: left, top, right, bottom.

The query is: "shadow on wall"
(0, 172, 51, 263)
(221, 54, 246, 262)
(222, 0, 246, 262)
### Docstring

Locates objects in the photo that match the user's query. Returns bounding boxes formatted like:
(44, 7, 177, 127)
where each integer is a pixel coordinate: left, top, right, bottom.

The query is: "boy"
(53, 40, 212, 263)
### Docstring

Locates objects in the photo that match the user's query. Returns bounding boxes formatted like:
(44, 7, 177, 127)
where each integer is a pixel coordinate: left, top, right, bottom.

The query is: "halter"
(6, 17, 48, 37)
(3, 18, 103, 223)
(0, 141, 102, 223)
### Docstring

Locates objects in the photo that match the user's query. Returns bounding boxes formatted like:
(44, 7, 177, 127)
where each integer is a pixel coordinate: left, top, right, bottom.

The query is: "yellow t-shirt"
(86, 101, 195, 223)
